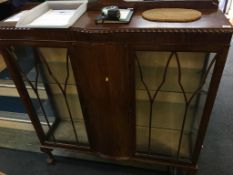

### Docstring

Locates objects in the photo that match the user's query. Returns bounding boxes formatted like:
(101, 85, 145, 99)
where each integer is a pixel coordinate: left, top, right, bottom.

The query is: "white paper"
(28, 9, 76, 27)
(119, 9, 130, 20)
(4, 11, 28, 22)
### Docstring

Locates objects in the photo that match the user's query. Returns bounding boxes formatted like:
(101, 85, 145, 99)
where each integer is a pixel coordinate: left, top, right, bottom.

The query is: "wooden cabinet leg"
(40, 147, 56, 164)
(168, 167, 177, 175)
(168, 167, 196, 175)
(181, 168, 197, 175)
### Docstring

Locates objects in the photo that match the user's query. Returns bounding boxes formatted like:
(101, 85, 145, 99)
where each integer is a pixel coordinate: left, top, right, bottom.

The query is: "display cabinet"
(0, 0, 232, 174)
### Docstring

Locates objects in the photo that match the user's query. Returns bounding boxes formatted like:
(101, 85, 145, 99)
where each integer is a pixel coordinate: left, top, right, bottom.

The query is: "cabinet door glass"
(0, 48, 31, 122)
(135, 51, 215, 161)
(8, 46, 89, 147)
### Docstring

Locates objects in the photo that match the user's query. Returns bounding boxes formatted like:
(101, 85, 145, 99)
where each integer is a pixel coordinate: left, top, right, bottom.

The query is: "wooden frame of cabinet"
(0, 1, 232, 174)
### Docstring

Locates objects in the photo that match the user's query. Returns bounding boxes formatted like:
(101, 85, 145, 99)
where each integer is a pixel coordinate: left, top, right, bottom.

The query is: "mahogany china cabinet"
(0, 0, 232, 174)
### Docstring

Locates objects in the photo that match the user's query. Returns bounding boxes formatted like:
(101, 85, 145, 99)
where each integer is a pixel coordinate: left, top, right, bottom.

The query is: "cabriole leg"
(40, 147, 55, 164)
(168, 167, 196, 175)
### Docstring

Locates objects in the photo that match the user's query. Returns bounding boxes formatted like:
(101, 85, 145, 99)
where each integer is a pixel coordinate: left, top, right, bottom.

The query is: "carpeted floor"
(0, 148, 167, 175)
(0, 44, 233, 175)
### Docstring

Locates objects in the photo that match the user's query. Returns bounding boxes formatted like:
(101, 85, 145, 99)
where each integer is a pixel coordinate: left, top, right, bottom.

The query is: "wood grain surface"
(142, 8, 202, 22)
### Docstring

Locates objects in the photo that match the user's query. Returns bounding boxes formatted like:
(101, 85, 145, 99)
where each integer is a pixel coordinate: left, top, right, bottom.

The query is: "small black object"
(101, 6, 120, 20)
(96, 7, 134, 24)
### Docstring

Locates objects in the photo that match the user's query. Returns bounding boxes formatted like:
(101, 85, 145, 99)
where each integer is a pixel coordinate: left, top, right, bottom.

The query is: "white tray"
(16, 1, 87, 28)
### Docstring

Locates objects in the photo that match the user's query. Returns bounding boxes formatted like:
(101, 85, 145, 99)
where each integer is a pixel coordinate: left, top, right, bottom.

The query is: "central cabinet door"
(70, 43, 134, 159)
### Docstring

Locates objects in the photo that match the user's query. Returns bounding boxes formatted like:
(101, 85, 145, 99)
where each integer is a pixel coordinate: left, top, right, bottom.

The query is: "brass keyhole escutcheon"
(105, 77, 109, 82)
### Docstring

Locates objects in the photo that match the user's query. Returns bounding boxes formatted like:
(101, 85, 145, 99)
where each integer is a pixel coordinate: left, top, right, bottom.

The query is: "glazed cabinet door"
(70, 43, 134, 159)
(1, 46, 90, 148)
(133, 49, 218, 163)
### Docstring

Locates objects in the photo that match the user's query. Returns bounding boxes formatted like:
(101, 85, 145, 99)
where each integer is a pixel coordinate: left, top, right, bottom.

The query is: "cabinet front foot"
(168, 167, 196, 175)
(168, 167, 177, 175)
(40, 147, 56, 164)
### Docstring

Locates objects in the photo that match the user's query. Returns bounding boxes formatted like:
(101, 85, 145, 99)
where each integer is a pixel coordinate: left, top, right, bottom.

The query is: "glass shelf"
(135, 66, 203, 93)
(25, 62, 76, 85)
(45, 93, 84, 121)
(136, 126, 191, 159)
(136, 100, 194, 131)
(136, 51, 207, 70)
(136, 89, 198, 104)
(49, 119, 89, 145)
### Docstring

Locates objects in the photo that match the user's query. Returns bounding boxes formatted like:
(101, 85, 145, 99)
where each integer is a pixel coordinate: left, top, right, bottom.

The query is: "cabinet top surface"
(0, 9, 232, 45)
(0, 9, 232, 34)
(71, 10, 232, 33)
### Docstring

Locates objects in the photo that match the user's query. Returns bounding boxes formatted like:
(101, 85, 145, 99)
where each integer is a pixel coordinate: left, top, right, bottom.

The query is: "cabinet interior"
(135, 51, 215, 161)
(11, 47, 89, 146)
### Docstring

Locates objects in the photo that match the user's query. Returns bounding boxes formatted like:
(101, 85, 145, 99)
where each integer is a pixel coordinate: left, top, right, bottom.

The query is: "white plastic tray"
(16, 1, 87, 28)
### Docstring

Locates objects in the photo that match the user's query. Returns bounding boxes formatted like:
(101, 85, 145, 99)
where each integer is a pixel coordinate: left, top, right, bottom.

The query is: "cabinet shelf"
(26, 62, 76, 85)
(48, 119, 89, 145)
(136, 126, 191, 159)
(136, 89, 199, 104)
(136, 100, 195, 131)
(136, 51, 207, 70)
(135, 66, 203, 93)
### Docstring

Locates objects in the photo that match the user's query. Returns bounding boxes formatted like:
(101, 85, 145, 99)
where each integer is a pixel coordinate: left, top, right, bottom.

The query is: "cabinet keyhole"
(105, 77, 109, 82)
